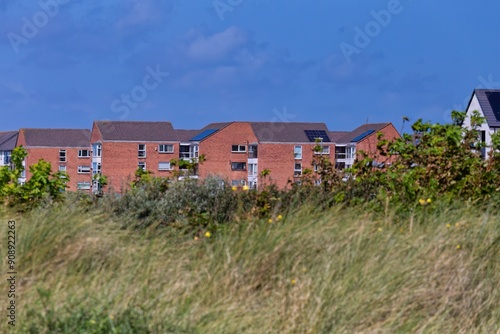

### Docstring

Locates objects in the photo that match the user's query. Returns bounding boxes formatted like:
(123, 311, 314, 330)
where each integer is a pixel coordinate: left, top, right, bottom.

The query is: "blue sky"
(1, 0, 499, 132)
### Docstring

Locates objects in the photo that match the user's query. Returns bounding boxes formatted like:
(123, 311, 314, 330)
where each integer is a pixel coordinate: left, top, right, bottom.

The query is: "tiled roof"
(20, 129, 90, 148)
(473, 89, 500, 127)
(95, 121, 177, 142)
(251, 122, 331, 143)
(175, 129, 202, 142)
(0, 131, 18, 151)
(329, 131, 349, 143)
(334, 123, 390, 143)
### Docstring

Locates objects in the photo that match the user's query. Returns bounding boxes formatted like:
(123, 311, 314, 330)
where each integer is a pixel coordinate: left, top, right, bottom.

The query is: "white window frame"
(231, 145, 246, 153)
(77, 166, 91, 174)
(77, 182, 91, 190)
(78, 149, 91, 158)
(294, 145, 302, 159)
(231, 162, 246, 171)
(59, 149, 66, 162)
(138, 162, 146, 171)
(294, 162, 302, 177)
(158, 162, 172, 171)
(231, 180, 247, 186)
(59, 165, 66, 172)
(158, 144, 174, 153)
(138, 144, 146, 158)
(92, 144, 102, 157)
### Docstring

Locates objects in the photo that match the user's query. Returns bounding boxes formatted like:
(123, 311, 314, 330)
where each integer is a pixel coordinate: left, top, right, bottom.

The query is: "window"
(138, 162, 146, 171)
(294, 145, 302, 159)
(78, 149, 90, 158)
(313, 164, 319, 172)
(231, 180, 247, 186)
(158, 162, 172, 171)
(231, 162, 246, 171)
(58, 166, 67, 178)
(92, 144, 101, 157)
(191, 145, 199, 158)
(294, 162, 302, 177)
(159, 144, 174, 153)
(3, 151, 11, 165)
(92, 162, 101, 175)
(59, 150, 66, 162)
(335, 146, 346, 159)
(78, 166, 91, 174)
(138, 144, 146, 158)
(77, 182, 91, 190)
(347, 146, 356, 159)
(321, 146, 330, 154)
(248, 163, 258, 176)
(335, 162, 346, 170)
(231, 145, 246, 153)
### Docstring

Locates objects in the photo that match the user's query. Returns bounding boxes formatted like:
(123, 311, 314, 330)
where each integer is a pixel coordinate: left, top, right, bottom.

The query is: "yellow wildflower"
(291, 279, 297, 285)
(268, 218, 273, 223)
(419, 199, 426, 205)
(194, 236, 199, 241)
(456, 244, 461, 249)
(455, 223, 460, 227)
(377, 227, 383, 232)
(90, 320, 96, 325)
(427, 198, 431, 203)
(242, 185, 249, 191)
(205, 231, 211, 238)
(277, 214, 283, 221)
(446, 224, 451, 228)
(231, 186, 237, 191)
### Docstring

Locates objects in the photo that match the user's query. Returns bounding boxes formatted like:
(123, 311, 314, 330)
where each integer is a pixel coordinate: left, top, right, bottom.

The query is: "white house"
(0, 131, 18, 168)
(463, 89, 500, 158)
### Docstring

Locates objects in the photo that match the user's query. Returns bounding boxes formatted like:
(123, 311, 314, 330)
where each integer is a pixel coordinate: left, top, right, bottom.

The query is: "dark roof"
(329, 131, 349, 142)
(251, 122, 331, 143)
(473, 89, 500, 127)
(190, 129, 219, 141)
(174, 129, 202, 142)
(0, 131, 18, 151)
(189, 122, 232, 141)
(95, 121, 176, 141)
(334, 123, 390, 143)
(20, 129, 90, 148)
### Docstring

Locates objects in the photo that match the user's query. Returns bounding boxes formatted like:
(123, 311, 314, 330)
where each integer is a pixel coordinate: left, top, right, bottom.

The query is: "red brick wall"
(20, 147, 91, 191)
(198, 123, 258, 182)
(258, 143, 335, 188)
(102, 141, 179, 192)
(356, 123, 401, 163)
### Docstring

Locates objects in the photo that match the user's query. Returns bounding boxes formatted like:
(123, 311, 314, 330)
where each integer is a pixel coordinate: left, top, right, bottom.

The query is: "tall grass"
(0, 199, 499, 333)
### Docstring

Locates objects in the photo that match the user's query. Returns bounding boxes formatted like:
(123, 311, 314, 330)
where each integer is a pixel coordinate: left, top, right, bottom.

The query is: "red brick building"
(183, 122, 335, 189)
(16, 128, 91, 191)
(330, 123, 400, 169)
(90, 121, 180, 193)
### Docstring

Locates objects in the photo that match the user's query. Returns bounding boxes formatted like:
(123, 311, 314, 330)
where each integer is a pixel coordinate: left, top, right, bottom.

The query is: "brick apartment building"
(16, 128, 91, 191)
(90, 121, 180, 192)
(178, 122, 336, 189)
(331, 123, 400, 169)
(4, 120, 400, 192)
(0, 131, 18, 168)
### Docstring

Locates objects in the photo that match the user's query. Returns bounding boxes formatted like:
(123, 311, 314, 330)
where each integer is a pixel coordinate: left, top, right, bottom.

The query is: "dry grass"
(0, 201, 499, 333)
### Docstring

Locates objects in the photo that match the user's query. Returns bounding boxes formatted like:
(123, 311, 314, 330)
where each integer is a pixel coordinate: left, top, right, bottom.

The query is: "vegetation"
(0, 146, 67, 210)
(1, 198, 498, 333)
(1, 111, 499, 332)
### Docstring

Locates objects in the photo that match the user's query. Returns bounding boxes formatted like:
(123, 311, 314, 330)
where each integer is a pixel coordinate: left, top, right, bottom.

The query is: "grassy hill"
(1, 199, 499, 333)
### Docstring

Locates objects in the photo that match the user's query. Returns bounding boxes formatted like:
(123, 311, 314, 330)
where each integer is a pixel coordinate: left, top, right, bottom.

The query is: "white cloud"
(185, 26, 247, 62)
